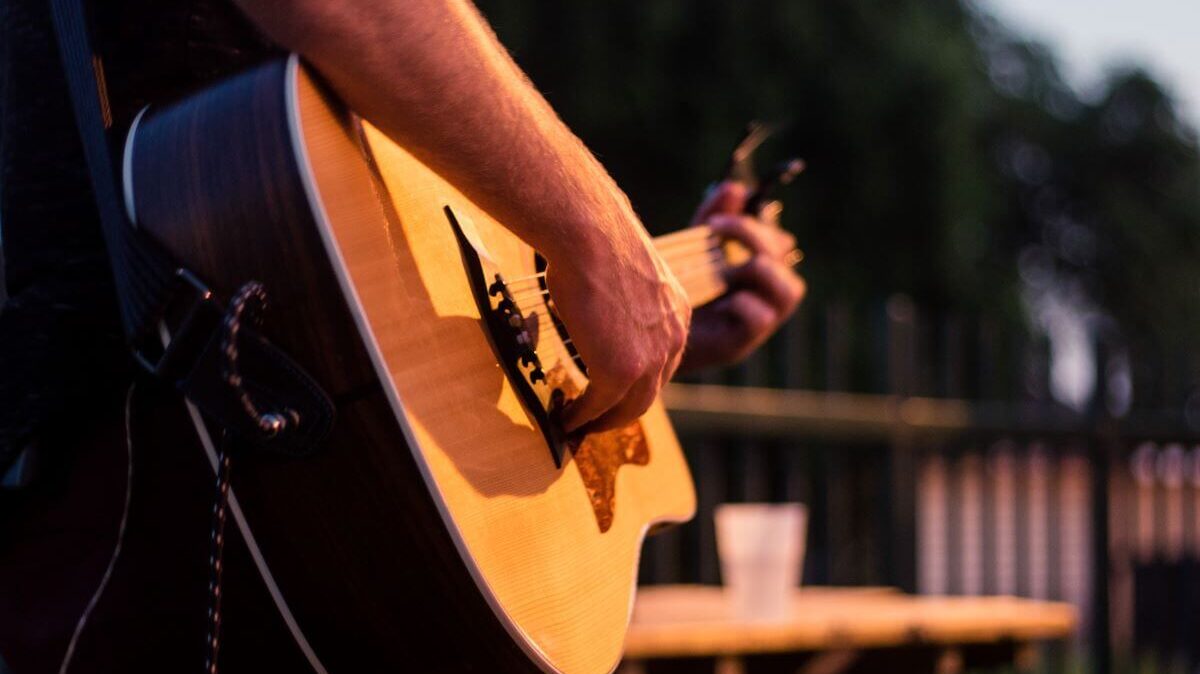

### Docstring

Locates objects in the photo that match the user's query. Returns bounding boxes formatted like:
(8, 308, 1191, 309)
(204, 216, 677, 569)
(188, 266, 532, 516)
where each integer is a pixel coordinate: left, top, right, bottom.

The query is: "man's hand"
(679, 181, 807, 372)
(553, 222, 691, 434)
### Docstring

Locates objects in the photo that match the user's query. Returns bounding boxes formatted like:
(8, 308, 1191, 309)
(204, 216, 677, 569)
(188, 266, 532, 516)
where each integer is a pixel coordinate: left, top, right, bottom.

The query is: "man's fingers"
(722, 291, 779, 352)
(691, 180, 748, 225)
(574, 370, 662, 434)
(709, 214, 775, 256)
(759, 200, 783, 228)
(728, 256, 807, 315)
(562, 374, 633, 433)
(570, 319, 685, 434)
(772, 228, 798, 258)
(711, 214, 798, 262)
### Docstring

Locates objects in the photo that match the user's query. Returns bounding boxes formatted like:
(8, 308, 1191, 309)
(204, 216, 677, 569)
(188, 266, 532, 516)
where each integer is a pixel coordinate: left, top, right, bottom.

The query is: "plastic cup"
(715, 502, 807, 621)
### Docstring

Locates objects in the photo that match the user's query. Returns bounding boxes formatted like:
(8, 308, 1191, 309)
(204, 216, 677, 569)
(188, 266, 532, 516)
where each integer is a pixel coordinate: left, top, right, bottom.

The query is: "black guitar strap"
(47, 0, 334, 454)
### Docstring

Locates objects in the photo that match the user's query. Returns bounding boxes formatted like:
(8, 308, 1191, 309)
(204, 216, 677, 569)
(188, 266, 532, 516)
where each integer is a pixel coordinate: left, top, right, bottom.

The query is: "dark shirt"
(0, 0, 277, 468)
(0, 9, 315, 669)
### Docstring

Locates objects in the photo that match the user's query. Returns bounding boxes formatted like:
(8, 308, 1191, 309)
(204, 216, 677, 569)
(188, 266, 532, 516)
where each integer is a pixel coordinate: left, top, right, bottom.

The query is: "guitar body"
(124, 56, 695, 673)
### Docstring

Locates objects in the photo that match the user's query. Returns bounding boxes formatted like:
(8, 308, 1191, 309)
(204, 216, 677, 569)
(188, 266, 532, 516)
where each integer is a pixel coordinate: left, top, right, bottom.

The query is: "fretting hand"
(679, 181, 807, 372)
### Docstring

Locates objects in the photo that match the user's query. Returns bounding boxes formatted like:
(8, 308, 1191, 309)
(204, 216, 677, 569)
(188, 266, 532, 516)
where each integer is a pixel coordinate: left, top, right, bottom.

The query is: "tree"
(476, 0, 1200, 405)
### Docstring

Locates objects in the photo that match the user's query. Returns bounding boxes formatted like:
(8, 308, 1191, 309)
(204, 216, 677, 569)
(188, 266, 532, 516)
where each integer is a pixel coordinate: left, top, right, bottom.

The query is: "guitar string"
(506, 236, 720, 284)
(504, 241, 720, 292)
(503, 227, 730, 369)
(646, 226, 716, 250)
(512, 249, 729, 369)
(505, 242, 723, 299)
(503, 230, 720, 288)
(511, 267, 724, 310)
(511, 255, 726, 323)
(512, 249, 728, 333)
(514, 247, 725, 294)
(513, 257, 720, 335)
(508, 248, 724, 303)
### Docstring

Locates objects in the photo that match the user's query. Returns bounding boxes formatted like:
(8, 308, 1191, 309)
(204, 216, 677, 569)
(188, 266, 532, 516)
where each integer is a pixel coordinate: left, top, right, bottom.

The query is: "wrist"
(536, 193, 647, 266)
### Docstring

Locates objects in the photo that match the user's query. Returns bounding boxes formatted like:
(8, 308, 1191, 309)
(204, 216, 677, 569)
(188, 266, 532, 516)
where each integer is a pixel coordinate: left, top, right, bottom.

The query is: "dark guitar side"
(128, 59, 536, 673)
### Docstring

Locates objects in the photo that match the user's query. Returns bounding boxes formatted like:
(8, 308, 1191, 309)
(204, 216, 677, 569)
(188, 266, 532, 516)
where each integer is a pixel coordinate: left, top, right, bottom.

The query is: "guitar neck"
(653, 225, 742, 308)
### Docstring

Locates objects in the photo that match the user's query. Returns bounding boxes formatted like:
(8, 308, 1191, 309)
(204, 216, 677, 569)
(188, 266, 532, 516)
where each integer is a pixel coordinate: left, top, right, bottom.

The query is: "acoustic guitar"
(123, 55, 744, 674)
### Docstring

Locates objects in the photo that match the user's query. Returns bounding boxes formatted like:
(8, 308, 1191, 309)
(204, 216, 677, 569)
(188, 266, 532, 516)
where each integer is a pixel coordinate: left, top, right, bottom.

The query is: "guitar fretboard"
(654, 225, 743, 309)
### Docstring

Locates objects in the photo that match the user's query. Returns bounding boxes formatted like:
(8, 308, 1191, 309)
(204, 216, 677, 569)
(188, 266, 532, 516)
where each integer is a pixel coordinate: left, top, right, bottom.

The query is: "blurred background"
(472, 1, 1200, 672)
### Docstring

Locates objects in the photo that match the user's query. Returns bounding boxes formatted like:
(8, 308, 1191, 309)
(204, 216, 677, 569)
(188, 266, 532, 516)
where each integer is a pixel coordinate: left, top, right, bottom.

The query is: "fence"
(639, 296, 1200, 674)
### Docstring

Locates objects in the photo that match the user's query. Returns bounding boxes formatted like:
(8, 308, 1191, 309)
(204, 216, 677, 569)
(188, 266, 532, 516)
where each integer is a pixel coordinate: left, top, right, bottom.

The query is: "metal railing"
(638, 296, 1200, 674)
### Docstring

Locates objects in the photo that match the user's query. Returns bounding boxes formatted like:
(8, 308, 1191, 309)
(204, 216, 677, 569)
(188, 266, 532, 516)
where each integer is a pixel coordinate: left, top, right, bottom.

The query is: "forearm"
(234, 0, 638, 263)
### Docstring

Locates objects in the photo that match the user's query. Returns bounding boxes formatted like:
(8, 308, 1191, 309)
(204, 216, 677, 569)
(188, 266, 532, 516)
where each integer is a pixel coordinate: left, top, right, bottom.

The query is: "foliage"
(475, 0, 1200, 370)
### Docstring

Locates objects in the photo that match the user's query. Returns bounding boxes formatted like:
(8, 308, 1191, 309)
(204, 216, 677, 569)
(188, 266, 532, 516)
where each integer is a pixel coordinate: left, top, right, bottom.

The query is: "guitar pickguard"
(546, 364, 649, 533)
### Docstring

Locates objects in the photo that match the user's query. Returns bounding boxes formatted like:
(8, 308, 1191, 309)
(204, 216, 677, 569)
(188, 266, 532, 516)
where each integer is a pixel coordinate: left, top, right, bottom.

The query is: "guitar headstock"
(718, 120, 805, 218)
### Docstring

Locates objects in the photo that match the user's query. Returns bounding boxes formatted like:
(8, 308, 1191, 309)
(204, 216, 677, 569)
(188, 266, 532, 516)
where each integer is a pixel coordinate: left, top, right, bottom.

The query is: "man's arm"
(233, 0, 690, 433)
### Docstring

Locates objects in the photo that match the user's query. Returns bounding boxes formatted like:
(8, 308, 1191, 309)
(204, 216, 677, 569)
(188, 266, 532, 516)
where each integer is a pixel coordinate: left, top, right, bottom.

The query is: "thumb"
(562, 380, 620, 433)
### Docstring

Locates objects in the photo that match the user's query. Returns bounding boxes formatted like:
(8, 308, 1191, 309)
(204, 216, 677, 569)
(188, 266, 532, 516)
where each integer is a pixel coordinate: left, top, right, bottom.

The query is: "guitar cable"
(57, 383, 136, 674)
(204, 432, 233, 674)
(180, 393, 328, 671)
(55, 352, 329, 674)
(55, 360, 329, 673)
(182, 399, 330, 674)
(205, 281, 262, 674)
(205, 280, 299, 674)
(165, 303, 330, 674)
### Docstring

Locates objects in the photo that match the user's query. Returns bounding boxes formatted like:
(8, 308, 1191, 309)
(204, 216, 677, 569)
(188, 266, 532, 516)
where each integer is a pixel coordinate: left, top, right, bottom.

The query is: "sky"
(980, 0, 1200, 127)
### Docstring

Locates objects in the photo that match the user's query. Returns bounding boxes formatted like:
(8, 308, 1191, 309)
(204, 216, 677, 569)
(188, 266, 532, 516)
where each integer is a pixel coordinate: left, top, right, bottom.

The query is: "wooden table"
(620, 586, 1076, 674)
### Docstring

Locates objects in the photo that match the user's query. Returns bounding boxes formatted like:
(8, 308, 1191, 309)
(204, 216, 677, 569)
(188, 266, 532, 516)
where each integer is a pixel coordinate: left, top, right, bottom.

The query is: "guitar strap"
(47, 0, 334, 455)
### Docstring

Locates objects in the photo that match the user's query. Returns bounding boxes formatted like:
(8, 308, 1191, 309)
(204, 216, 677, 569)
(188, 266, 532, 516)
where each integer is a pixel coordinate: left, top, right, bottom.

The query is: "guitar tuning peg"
(720, 121, 774, 186)
(758, 200, 784, 228)
(747, 158, 805, 216)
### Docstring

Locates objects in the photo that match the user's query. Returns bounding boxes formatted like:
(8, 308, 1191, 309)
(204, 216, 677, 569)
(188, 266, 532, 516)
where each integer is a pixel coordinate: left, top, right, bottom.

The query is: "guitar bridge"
(445, 206, 568, 467)
(487, 276, 546, 384)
